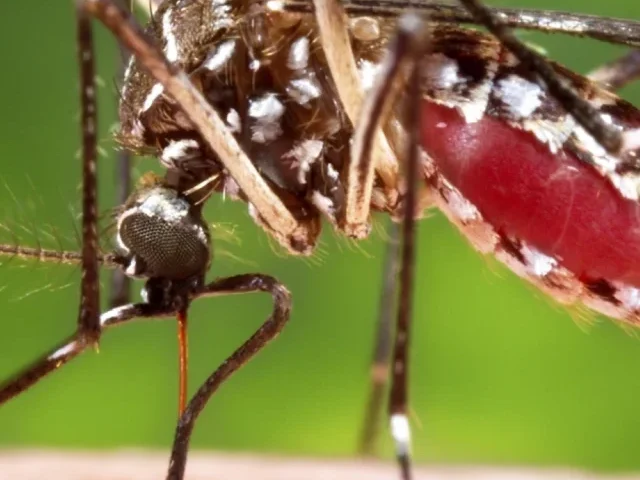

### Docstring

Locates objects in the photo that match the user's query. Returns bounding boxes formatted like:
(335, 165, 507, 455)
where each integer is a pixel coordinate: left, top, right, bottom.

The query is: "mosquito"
(2, 1, 640, 479)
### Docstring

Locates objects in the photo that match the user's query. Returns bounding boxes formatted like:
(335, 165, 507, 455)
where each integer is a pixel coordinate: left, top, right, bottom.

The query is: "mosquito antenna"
(0, 244, 121, 268)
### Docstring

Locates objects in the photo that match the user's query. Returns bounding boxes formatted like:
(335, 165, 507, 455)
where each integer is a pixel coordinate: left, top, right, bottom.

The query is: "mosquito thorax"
(115, 178, 210, 282)
(117, 0, 398, 253)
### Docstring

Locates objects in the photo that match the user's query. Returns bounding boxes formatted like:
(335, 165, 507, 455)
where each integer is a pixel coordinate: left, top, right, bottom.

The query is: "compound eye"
(116, 185, 210, 280)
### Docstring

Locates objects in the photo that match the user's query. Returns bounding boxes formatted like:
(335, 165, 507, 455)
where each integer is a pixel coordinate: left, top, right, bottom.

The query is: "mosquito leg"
(0, 334, 87, 404)
(80, 0, 316, 255)
(283, 0, 640, 49)
(383, 15, 430, 480)
(76, 1, 102, 344)
(166, 274, 291, 480)
(358, 219, 400, 456)
(589, 50, 640, 91)
(312, 0, 399, 237)
(348, 9, 427, 231)
(0, 302, 172, 405)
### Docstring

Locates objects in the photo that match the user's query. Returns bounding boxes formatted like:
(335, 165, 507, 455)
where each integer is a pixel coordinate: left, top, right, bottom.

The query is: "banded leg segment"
(358, 219, 400, 456)
(282, 0, 640, 49)
(1, 273, 291, 480)
(388, 33, 425, 479)
(76, 1, 101, 343)
(342, 11, 428, 476)
(0, 302, 171, 405)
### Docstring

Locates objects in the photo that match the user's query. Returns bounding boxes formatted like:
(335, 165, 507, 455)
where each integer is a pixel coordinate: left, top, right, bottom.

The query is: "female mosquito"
(1, 0, 640, 480)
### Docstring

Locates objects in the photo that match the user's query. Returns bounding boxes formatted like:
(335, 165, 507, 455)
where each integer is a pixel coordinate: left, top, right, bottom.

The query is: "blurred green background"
(1, 0, 640, 474)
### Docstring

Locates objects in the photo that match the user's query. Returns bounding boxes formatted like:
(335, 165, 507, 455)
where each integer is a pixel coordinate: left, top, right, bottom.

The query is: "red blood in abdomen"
(421, 101, 640, 286)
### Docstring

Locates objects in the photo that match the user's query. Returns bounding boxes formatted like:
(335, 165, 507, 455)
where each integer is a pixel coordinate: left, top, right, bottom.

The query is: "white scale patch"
(203, 40, 236, 72)
(142, 83, 165, 112)
(130, 118, 145, 138)
(357, 59, 381, 91)
(138, 189, 190, 222)
(283, 139, 324, 184)
(390, 414, 411, 456)
(100, 304, 133, 327)
(287, 37, 309, 71)
(571, 119, 640, 201)
(311, 190, 336, 218)
(423, 53, 461, 90)
(494, 74, 543, 119)
(162, 9, 179, 63)
(121, 57, 135, 99)
(327, 163, 339, 181)
(249, 93, 285, 143)
(161, 139, 200, 168)
(125, 256, 139, 276)
(523, 116, 575, 154)
(286, 77, 321, 105)
(249, 59, 261, 72)
(520, 244, 557, 277)
(211, 0, 234, 30)
(445, 188, 480, 222)
(423, 53, 495, 123)
(622, 128, 640, 153)
(48, 341, 78, 362)
(226, 108, 241, 133)
(616, 285, 640, 312)
(265, 0, 284, 11)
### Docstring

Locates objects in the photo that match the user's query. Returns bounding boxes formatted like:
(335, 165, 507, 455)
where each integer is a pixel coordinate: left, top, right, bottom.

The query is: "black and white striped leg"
(76, 0, 102, 344)
(388, 30, 425, 480)
(0, 301, 171, 404)
(349, 12, 428, 477)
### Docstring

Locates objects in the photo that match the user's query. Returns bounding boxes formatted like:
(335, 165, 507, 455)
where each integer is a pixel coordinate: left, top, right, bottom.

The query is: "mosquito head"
(115, 175, 211, 282)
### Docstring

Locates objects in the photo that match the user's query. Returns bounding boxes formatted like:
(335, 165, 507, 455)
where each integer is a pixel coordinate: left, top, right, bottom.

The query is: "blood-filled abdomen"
(421, 101, 640, 287)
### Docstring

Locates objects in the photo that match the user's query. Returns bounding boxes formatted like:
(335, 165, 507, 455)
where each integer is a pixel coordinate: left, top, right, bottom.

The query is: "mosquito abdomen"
(421, 97, 640, 323)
